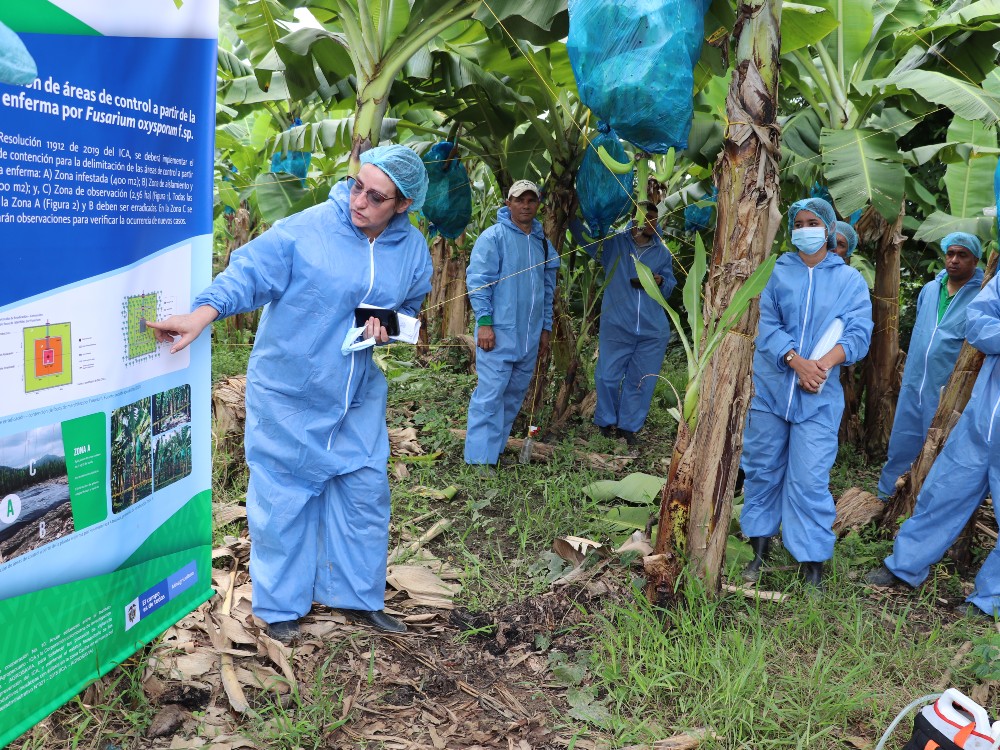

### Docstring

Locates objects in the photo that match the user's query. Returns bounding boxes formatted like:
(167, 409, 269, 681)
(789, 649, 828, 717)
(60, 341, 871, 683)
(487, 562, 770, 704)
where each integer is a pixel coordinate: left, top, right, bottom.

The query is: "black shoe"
(741, 536, 770, 582)
(266, 619, 300, 644)
(955, 602, 995, 621)
(469, 463, 496, 476)
(800, 561, 824, 593)
(733, 467, 746, 497)
(619, 429, 638, 447)
(598, 425, 616, 439)
(337, 608, 408, 633)
(863, 564, 903, 587)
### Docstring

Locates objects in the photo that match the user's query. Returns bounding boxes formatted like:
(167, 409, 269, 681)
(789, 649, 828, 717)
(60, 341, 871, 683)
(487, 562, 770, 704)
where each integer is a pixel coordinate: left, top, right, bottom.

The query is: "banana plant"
(267, 0, 568, 170)
(779, 0, 1000, 219)
(912, 114, 998, 244)
(636, 233, 776, 429)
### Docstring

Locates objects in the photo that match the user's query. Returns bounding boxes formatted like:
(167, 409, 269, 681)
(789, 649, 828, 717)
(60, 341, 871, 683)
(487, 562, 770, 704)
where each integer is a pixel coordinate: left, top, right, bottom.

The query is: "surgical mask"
(791, 227, 828, 255)
(341, 326, 375, 356)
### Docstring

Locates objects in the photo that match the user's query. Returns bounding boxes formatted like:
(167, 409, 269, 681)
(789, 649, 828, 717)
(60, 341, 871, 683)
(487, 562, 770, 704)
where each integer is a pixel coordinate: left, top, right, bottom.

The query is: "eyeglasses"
(347, 177, 397, 207)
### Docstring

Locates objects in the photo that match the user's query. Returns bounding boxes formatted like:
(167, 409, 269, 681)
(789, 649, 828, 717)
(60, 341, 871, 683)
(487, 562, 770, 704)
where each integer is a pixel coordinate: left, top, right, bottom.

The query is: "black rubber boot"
(863, 564, 903, 587)
(733, 467, 746, 497)
(337, 608, 408, 633)
(741, 536, 770, 582)
(266, 619, 300, 644)
(800, 561, 824, 594)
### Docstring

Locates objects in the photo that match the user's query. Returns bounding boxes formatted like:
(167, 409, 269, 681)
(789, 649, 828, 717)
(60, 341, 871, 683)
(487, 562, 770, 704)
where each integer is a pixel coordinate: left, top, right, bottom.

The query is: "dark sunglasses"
(347, 177, 398, 207)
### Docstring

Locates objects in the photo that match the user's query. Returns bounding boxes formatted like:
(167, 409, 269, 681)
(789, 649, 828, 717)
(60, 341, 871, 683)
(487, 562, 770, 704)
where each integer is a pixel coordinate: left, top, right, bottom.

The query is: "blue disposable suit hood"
(781, 247, 846, 270)
(328, 180, 417, 243)
(497, 206, 546, 243)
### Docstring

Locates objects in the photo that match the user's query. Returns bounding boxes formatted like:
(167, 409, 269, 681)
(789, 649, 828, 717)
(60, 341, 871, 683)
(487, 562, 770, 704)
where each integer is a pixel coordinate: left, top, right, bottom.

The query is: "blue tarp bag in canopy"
(577, 122, 634, 239)
(684, 186, 717, 233)
(270, 117, 311, 186)
(567, 0, 709, 153)
(422, 142, 472, 240)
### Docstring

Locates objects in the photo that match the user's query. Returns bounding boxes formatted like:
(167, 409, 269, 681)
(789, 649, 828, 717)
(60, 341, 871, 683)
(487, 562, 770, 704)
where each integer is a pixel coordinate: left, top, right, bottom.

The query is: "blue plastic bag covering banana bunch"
(422, 142, 472, 240)
(576, 122, 634, 239)
(269, 118, 311, 187)
(0, 21, 37, 85)
(566, 0, 709, 153)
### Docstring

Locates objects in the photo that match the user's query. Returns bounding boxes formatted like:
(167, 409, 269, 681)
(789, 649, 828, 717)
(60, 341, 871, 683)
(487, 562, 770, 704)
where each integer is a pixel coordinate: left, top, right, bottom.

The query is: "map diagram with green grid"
(23, 321, 73, 393)
(121, 292, 162, 364)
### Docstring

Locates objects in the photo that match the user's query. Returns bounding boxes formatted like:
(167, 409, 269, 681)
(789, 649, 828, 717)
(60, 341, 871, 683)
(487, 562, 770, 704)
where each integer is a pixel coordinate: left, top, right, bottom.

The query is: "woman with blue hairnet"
(148, 145, 433, 642)
(833, 221, 858, 262)
(876, 231, 984, 498)
(740, 197, 873, 591)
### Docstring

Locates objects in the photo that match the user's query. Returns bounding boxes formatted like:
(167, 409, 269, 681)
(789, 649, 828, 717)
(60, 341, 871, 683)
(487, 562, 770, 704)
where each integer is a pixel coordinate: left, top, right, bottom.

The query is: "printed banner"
(0, 2, 217, 745)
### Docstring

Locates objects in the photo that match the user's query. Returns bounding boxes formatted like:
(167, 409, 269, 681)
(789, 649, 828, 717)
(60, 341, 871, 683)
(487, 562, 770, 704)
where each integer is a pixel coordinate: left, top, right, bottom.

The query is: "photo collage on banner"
(0, 2, 217, 745)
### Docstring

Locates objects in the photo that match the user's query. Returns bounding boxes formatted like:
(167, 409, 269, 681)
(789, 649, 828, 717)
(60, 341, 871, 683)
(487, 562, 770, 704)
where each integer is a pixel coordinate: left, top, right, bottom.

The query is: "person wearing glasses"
(147, 145, 432, 642)
(464, 180, 560, 471)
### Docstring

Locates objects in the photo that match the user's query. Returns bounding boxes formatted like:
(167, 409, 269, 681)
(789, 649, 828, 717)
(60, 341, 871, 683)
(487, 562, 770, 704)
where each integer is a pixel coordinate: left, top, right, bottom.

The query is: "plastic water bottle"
(519, 425, 540, 464)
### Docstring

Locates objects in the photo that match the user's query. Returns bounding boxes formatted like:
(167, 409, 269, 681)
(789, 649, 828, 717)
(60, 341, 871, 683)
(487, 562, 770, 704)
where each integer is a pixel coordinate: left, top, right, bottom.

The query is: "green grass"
(10, 336, 993, 750)
(381, 345, 988, 749)
(242, 654, 348, 750)
(582, 581, 975, 748)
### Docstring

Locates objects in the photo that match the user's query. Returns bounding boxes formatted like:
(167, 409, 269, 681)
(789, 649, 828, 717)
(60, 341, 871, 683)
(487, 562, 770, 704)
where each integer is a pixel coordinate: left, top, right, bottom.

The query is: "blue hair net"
(835, 221, 858, 257)
(940, 231, 983, 259)
(787, 197, 837, 249)
(359, 145, 428, 213)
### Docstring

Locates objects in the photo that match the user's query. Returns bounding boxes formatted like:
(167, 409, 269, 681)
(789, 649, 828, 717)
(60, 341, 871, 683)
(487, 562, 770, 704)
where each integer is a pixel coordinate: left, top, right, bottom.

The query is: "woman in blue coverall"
(833, 220, 857, 262)
(148, 146, 433, 642)
(740, 198, 873, 590)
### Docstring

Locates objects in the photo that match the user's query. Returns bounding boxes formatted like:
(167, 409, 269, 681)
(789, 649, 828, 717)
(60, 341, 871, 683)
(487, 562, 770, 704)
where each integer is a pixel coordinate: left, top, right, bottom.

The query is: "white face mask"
(341, 325, 376, 356)
(791, 227, 828, 255)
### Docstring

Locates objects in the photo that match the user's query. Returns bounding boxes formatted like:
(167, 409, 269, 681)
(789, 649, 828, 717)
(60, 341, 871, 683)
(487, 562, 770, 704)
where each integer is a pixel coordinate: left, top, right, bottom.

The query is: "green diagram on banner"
(124, 292, 160, 360)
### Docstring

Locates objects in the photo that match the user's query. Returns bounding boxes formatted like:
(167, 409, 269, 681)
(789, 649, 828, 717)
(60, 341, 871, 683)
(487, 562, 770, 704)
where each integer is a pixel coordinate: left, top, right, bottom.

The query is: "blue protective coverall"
(740, 252, 873, 563)
(884, 274, 1000, 613)
(195, 180, 432, 622)
(570, 219, 677, 432)
(877, 267, 985, 497)
(464, 207, 559, 465)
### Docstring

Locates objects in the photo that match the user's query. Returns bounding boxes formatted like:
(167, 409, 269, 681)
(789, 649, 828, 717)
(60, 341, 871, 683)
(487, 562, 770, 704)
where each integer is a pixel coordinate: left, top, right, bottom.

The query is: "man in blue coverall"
(464, 180, 559, 470)
(571, 201, 676, 445)
(877, 232, 984, 498)
(865, 271, 1000, 617)
(148, 146, 433, 642)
